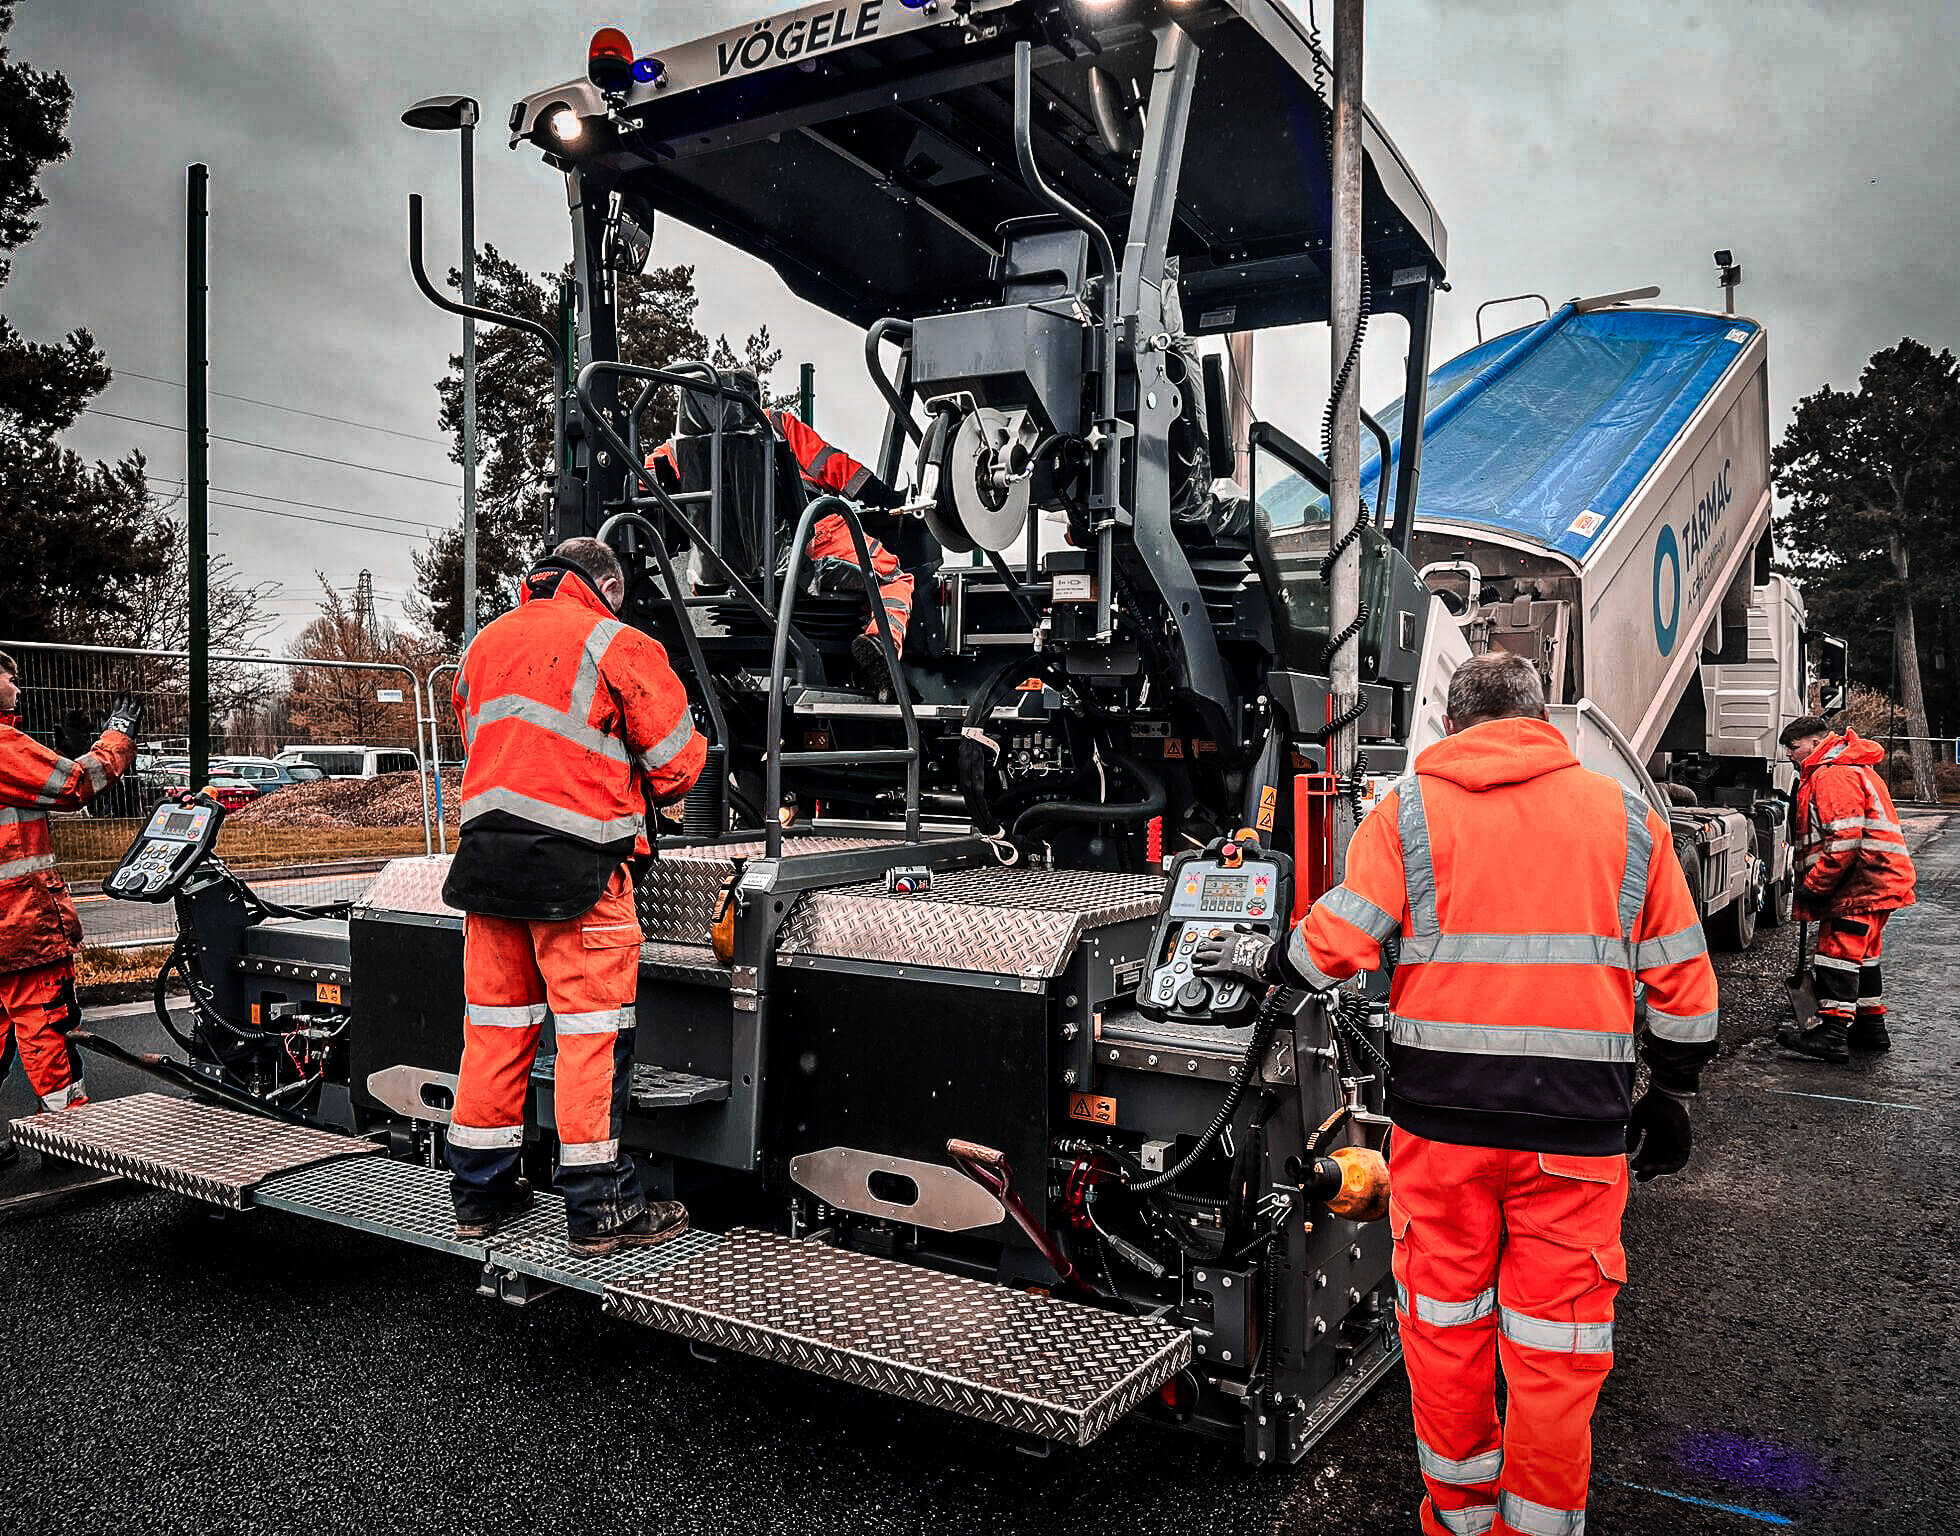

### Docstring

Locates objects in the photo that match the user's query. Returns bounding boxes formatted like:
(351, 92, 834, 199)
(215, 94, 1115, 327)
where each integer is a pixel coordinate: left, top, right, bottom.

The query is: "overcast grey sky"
(11, 0, 1957, 645)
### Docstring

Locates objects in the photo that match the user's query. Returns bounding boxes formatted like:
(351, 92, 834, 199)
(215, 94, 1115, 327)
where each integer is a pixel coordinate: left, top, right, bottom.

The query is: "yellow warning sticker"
(316, 982, 343, 1005)
(1069, 1092, 1117, 1126)
(1257, 784, 1277, 832)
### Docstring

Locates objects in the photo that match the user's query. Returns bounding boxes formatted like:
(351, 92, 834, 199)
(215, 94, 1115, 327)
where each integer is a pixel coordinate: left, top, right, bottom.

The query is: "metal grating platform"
(8, 1093, 378, 1209)
(255, 1154, 486, 1258)
(254, 1156, 724, 1293)
(491, 1212, 723, 1296)
(530, 1055, 729, 1109)
(603, 1227, 1191, 1445)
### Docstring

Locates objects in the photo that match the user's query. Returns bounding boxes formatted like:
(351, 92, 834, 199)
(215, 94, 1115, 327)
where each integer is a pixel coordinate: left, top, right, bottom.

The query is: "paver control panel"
(106, 797, 223, 900)
(1137, 847, 1289, 1024)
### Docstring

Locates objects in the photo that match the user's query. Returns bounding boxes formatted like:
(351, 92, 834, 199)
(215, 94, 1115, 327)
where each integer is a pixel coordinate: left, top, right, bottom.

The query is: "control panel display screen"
(1198, 873, 1250, 914)
(146, 805, 210, 844)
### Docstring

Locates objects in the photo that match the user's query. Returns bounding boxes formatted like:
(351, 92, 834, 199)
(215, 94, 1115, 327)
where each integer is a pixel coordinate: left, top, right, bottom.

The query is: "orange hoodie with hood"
(1793, 729, 1915, 921)
(1285, 716, 1720, 1156)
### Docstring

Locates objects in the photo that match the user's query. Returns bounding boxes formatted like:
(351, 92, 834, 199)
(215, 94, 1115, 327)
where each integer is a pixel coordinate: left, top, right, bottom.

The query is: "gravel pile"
(228, 770, 462, 828)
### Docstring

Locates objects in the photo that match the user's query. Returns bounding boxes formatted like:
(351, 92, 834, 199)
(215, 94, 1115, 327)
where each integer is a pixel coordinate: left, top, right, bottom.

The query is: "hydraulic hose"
(1127, 987, 1295, 1195)
(1010, 754, 1167, 840)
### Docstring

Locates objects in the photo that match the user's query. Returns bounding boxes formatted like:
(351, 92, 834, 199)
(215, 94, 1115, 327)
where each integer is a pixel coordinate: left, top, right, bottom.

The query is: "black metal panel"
(347, 912, 466, 1117)
(524, 0, 1446, 330)
(771, 966, 1047, 1234)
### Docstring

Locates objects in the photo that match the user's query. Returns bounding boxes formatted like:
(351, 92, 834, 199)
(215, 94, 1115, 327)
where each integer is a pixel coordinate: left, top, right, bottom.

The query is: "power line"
(208, 499, 441, 541)
(83, 408, 463, 489)
(114, 369, 450, 447)
(153, 476, 452, 530)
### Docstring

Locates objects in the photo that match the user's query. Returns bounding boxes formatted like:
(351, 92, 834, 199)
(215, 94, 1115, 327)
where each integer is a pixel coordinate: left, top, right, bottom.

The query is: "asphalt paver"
(2, 820, 1953, 1534)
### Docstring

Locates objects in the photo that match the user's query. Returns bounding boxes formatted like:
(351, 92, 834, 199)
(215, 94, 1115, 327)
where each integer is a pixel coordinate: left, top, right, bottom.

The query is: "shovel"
(1785, 921, 1819, 1032)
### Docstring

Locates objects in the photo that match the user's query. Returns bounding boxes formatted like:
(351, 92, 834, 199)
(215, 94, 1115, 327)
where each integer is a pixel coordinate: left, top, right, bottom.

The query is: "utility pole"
(799, 361, 816, 427)
(186, 164, 210, 789)
(1327, 0, 1366, 872)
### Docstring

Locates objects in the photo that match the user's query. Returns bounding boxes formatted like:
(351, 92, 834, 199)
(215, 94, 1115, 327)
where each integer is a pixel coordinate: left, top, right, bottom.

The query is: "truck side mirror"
(1816, 633, 1849, 715)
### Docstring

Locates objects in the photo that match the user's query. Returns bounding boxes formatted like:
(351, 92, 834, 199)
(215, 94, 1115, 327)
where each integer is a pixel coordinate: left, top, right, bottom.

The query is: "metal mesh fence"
(4, 640, 458, 948)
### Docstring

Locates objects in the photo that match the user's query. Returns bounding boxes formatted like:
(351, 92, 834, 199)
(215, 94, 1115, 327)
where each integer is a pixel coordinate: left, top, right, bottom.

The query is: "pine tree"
(1774, 338, 1960, 801)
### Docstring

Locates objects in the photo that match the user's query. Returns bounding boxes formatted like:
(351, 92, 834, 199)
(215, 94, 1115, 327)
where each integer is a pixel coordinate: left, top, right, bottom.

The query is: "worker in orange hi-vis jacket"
(1196, 651, 1718, 1536)
(1775, 715, 1916, 1064)
(0, 649, 142, 1168)
(647, 368, 913, 698)
(443, 538, 706, 1257)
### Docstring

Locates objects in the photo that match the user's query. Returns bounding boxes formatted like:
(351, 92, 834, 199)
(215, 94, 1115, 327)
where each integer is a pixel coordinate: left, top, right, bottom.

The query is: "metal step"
(255, 1156, 723, 1293)
(8, 1092, 378, 1208)
(530, 1055, 729, 1109)
(604, 1227, 1191, 1445)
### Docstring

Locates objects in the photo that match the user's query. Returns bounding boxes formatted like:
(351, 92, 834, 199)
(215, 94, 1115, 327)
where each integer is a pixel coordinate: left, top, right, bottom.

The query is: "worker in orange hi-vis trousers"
(647, 367, 914, 698)
(1775, 715, 1916, 1064)
(443, 538, 706, 1257)
(0, 649, 142, 1171)
(1197, 652, 1719, 1536)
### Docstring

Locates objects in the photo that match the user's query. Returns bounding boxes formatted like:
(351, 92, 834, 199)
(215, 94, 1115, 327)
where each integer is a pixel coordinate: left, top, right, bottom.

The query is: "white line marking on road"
(1763, 1088, 1924, 1112)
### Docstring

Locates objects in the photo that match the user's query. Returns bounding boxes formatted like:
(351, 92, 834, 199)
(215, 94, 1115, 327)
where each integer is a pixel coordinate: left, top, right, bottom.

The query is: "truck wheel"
(1707, 829, 1761, 951)
(1761, 869, 1794, 929)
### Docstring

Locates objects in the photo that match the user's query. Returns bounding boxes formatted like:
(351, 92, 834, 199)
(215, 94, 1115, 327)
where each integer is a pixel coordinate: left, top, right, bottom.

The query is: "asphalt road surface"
(3, 819, 1954, 1534)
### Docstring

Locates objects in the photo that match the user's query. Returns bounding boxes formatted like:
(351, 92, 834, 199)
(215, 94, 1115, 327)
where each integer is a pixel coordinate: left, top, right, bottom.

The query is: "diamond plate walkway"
(8, 1094, 1189, 1446)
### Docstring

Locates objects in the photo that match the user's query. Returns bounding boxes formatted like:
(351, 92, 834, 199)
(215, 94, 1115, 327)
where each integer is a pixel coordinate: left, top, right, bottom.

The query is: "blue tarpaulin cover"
(1263, 307, 1758, 561)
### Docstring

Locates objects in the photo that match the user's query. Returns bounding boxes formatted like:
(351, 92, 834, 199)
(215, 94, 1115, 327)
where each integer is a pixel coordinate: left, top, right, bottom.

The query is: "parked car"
(215, 755, 326, 791)
(150, 764, 261, 812)
(275, 746, 420, 780)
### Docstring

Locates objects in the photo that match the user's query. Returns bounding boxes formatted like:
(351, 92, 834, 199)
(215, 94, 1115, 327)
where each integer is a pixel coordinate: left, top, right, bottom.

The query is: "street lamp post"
(403, 94, 482, 647)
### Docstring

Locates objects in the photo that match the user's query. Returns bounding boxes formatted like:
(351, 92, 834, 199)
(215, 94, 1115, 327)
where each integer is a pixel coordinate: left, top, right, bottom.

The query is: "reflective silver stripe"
(1498, 1490, 1586, 1535)
(1856, 996, 1884, 1008)
(842, 462, 874, 498)
(1390, 1014, 1637, 1062)
(1400, 776, 1438, 933)
(1410, 1287, 1497, 1328)
(1499, 1306, 1614, 1354)
(40, 1080, 87, 1111)
(1318, 885, 1401, 943)
(1618, 788, 1652, 938)
(459, 786, 644, 844)
(1644, 1006, 1718, 1044)
(468, 1003, 546, 1029)
(1811, 954, 1860, 974)
(34, 761, 72, 805)
(554, 1006, 636, 1035)
(1632, 924, 1708, 970)
(1436, 1505, 1498, 1535)
(1417, 1440, 1503, 1486)
(1823, 815, 1903, 835)
(637, 712, 698, 775)
(558, 1137, 621, 1166)
(0, 807, 39, 827)
(0, 851, 58, 880)
(83, 756, 110, 794)
(446, 1122, 523, 1149)
(1398, 932, 1632, 968)
(470, 693, 629, 761)
(1820, 741, 1849, 763)
(1804, 837, 1908, 855)
(1285, 927, 1345, 991)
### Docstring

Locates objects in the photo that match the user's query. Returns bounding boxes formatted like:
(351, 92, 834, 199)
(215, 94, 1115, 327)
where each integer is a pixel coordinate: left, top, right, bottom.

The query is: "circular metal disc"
(946, 410, 1033, 553)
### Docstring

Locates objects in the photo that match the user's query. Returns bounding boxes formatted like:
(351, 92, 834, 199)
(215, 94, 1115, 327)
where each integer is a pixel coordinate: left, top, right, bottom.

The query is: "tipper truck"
(9, 0, 1839, 1471)
(1265, 298, 1848, 951)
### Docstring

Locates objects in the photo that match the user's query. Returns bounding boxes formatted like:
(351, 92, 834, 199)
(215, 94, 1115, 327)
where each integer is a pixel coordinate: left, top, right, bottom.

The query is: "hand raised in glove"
(105, 693, 145, 739)
(1192, 929, 1281, 988)
(1626, 1088, 1694, 1182)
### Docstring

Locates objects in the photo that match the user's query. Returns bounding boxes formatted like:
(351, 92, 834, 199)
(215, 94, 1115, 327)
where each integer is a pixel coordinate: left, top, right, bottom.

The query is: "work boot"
(851, 632, 896, 703)
(1778, 1014, 1850, 1065)
(1849, 1013, 1892, 1052)
(452, 1180, 535, 1241)
(566, 1201, 689, 1257)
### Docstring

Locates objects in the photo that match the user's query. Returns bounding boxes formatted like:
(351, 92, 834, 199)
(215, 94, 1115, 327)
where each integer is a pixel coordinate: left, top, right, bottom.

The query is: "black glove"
(1193, 929, 1281, 988)
(105, 694, 144, 738)
(1626, 1088, 1694, 1182)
